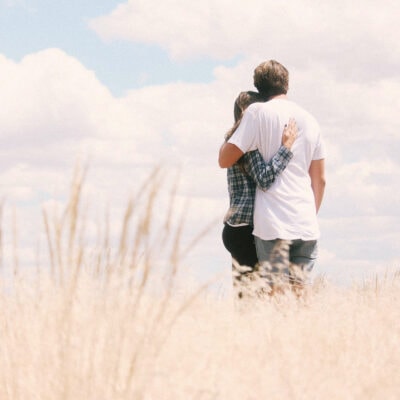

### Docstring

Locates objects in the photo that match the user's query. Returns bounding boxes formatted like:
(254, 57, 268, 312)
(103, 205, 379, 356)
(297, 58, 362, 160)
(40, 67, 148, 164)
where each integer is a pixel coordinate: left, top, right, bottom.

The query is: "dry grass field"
(0, 169, 399, 399)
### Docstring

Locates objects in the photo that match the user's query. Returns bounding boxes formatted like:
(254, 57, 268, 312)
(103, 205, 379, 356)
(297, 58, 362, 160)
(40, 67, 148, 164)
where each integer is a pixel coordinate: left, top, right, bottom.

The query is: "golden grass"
(0, 168, 399, 399)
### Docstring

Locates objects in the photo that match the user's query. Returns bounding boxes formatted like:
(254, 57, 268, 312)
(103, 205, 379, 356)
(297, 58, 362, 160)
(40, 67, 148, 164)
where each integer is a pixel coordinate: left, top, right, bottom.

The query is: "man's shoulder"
(277, 99, 319, 126)
(247, 99, 319, 128)
(246, 102, 265, 114)
(289, 100, 316, 117)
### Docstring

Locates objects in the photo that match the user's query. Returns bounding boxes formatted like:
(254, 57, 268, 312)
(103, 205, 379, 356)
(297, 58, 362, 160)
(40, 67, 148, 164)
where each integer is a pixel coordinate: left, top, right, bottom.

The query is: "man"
(219, 60, 326, 293)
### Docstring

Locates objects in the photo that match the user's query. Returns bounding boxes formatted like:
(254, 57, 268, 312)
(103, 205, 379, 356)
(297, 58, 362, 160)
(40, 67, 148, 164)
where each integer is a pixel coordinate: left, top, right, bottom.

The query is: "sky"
(0, 0, 399, 288)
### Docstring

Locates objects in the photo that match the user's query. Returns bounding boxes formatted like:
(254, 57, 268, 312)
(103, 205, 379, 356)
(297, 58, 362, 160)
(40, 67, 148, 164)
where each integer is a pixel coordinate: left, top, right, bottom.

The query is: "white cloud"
(0, 48, 231, 274)
(89, 0, 400, 81)
(3, 0, 35, 12)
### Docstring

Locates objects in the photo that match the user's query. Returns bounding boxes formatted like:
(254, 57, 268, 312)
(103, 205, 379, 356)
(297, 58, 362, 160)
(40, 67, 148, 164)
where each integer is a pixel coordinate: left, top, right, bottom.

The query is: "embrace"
(219, 60, 326, 298)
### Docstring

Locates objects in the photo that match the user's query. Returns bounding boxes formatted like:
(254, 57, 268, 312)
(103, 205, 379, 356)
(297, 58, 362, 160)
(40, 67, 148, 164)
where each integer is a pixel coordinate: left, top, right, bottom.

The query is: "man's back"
(228, 98, 325, 240)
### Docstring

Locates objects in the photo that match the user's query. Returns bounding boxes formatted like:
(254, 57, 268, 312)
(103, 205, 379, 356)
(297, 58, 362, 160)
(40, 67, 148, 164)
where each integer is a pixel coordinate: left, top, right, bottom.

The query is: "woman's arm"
(244, 119, 298, 191)
(244, 147, 293, 191)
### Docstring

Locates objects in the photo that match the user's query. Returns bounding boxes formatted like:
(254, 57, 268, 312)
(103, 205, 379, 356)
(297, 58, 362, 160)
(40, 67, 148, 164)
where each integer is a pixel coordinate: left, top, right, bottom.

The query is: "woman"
(221, 91, 298, 298)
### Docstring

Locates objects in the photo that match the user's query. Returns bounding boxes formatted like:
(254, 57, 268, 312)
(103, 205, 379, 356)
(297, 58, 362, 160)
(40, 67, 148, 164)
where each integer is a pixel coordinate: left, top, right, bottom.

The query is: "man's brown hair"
(253, 60, 289, 97)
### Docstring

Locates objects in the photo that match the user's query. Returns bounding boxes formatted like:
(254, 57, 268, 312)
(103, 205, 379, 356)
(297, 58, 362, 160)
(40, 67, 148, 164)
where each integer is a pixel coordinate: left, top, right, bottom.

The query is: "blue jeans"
(255, 238, 318, 288)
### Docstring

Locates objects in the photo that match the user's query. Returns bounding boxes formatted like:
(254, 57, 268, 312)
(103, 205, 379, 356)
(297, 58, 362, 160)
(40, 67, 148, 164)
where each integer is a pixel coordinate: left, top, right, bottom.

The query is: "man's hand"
(281, 118, 298, 150)
(218, 142, 244, 168)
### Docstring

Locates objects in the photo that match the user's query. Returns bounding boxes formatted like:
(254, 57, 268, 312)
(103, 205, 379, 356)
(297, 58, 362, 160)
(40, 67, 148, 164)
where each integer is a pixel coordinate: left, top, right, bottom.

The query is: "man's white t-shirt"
(228, 98, 326, 241)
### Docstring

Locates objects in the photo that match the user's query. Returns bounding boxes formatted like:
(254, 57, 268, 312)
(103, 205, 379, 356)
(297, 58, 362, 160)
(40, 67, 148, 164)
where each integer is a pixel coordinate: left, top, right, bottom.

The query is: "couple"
(219, 60, 326, 298)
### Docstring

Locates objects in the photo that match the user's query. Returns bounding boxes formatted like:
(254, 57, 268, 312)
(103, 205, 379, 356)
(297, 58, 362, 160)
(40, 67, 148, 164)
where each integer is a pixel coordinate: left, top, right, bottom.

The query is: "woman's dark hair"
(225, 90, 267, 172)
(225, 91, 266, 141)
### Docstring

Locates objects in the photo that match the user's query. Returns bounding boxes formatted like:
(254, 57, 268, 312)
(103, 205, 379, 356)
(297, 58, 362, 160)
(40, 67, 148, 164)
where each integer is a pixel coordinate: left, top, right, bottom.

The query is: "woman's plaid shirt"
(224, 146, 293, 226)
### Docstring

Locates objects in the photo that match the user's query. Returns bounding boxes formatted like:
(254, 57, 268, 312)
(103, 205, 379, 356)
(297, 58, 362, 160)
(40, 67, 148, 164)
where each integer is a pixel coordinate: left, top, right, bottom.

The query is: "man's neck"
(270, 94, 288, 100)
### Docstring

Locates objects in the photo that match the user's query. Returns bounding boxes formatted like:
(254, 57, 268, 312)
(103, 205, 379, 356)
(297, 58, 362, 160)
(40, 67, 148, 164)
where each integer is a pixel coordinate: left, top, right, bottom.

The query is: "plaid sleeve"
(244, 146, 293, 191)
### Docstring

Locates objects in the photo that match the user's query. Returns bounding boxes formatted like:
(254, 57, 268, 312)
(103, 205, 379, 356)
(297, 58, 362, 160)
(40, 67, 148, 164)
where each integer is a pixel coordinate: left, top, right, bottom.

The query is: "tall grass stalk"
(0, 168, 399, 399)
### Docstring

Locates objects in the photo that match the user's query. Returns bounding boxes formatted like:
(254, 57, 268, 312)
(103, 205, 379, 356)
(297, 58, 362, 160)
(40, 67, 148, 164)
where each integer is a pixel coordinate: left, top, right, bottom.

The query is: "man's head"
(253, 60, 289, 98)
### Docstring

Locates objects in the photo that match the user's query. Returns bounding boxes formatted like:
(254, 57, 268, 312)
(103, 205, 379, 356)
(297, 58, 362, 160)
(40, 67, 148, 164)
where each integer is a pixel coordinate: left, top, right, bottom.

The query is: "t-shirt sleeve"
(227, 106, 258, 153)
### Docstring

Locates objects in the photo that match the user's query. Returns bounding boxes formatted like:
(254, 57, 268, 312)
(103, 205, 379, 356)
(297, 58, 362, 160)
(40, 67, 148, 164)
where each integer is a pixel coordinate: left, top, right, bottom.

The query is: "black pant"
(222, 223, 258, 269)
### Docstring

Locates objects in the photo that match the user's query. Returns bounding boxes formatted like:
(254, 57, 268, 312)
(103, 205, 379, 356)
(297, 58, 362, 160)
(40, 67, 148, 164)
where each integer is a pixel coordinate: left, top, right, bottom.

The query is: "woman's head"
(233, 91, 266, 122)
(225, 90, 267, 142)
